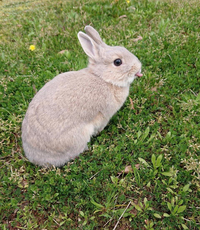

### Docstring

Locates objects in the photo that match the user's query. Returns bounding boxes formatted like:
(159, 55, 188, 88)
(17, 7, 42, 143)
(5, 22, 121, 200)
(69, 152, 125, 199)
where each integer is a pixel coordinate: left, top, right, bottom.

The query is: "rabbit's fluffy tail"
(23, 141, 82, 167)
(23, 123, 94, 167)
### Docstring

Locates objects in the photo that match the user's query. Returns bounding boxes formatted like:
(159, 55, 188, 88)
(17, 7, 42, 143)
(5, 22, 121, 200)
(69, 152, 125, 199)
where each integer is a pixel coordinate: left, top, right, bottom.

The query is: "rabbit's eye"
(114, 59, 122, 66)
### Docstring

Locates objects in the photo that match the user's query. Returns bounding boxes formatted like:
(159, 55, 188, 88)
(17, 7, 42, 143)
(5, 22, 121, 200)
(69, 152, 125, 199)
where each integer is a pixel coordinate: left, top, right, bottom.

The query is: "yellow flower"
(126, 0, 130, 3)
(29, 45, 36, 51)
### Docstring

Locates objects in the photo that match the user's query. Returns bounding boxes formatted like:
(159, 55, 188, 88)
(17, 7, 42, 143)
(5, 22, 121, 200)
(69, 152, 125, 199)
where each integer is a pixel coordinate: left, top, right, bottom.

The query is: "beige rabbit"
(21, 25, 143, 167)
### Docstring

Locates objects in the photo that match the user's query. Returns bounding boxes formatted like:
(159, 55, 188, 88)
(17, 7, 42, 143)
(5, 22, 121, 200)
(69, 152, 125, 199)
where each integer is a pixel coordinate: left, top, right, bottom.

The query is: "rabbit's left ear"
(78, 32, 99, 60)
(84, 26, 105, 46)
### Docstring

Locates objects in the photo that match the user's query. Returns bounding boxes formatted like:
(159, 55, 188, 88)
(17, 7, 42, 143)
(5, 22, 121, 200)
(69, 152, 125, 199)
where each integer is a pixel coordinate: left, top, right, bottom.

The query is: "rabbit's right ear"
(78, 32, 99, 60)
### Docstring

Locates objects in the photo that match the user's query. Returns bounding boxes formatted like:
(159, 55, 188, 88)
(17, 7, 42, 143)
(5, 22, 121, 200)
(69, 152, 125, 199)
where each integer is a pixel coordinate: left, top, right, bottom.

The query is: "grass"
(0, 0, 200, 229)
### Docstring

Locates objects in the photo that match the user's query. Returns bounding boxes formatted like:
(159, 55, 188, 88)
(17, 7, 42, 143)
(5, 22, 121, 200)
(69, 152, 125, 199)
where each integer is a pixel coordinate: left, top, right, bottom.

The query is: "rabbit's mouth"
(135, 70, 143, 77)
(127, 69, 142, 84)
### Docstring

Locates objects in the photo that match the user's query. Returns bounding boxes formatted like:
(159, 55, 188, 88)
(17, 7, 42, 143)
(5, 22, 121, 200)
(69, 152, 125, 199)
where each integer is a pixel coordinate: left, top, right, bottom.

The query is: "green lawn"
(0, 0, 200, 229)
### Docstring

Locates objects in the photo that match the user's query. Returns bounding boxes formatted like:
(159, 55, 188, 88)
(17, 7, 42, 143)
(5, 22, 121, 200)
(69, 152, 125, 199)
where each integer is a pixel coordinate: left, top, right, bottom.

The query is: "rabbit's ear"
(78, 32, 99, 59)
(84, 26, 105, 46)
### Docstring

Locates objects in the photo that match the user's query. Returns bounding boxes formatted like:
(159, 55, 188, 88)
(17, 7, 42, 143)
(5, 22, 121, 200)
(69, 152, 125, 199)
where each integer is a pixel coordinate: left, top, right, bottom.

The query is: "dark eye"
(114, 58, 122, 66)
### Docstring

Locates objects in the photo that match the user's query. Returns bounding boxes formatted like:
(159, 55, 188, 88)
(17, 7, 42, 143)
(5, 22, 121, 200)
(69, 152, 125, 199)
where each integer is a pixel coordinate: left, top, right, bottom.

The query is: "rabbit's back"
(22, 69, 121, 166)
(23, 69, 115, 134)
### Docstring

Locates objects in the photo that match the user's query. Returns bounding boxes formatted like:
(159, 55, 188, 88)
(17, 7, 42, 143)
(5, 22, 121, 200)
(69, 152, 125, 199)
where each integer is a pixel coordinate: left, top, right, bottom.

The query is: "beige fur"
(21, 26, 142, 167)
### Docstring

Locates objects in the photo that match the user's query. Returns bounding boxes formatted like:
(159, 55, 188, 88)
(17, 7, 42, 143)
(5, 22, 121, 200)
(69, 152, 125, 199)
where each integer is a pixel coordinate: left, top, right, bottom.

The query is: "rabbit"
(21, 25, 143, 167)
